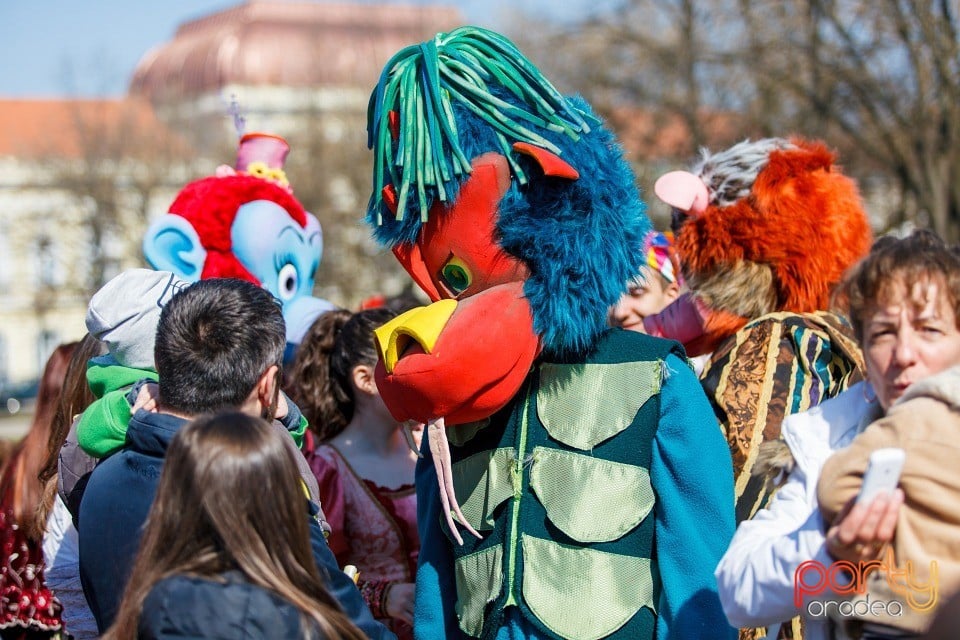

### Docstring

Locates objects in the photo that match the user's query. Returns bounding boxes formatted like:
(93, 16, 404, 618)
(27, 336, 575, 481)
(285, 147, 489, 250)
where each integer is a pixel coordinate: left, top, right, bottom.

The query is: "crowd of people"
(2, 24, 959, 640)
(2, 229, 957, 640)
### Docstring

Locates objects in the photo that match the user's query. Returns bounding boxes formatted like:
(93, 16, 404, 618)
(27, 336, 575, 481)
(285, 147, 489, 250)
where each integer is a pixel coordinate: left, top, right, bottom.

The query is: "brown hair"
(0, 341, 80, 540)
(104, 412, 364, 640)
(33, 334, 105, 535)
(286, 308, 396, 441)
(837, 229, 960, 344)
(39, 334, 104, 486)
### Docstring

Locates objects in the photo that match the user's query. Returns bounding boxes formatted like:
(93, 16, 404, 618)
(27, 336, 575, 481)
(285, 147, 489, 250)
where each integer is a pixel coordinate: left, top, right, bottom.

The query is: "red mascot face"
(373, 153, 541, 426)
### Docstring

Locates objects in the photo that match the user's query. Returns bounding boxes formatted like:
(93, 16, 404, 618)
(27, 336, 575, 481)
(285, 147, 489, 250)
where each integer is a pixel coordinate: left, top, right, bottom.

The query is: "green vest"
(444, 329, 685, 640)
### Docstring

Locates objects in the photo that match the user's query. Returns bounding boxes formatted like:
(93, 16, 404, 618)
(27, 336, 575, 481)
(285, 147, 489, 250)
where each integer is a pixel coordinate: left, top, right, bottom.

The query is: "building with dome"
(0, 1, 462, 393)
(130, 1, 462, 148)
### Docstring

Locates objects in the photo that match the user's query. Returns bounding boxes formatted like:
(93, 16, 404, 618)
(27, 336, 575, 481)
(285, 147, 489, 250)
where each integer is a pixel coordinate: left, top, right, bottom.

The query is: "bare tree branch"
(505, 0, 959, 238)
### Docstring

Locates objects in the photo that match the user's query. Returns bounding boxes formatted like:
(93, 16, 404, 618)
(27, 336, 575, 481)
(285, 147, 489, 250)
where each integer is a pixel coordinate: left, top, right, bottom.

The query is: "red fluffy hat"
(652, 137, 873, 355)
(165, 133, 308, 283)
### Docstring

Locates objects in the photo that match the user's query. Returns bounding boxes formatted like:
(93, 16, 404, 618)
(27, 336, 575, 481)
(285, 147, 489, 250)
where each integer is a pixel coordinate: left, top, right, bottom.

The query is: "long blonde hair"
(104, 412, 365, 640)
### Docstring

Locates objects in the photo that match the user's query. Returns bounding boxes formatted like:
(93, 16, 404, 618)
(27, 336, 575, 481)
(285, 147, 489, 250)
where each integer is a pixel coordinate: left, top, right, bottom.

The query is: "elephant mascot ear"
(142, 213, 207, 281)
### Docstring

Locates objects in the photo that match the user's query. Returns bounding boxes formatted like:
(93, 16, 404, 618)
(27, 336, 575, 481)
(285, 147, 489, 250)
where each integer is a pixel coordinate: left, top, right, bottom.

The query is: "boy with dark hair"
(152, 277, 286, 416)
(78, 278, 392, 638)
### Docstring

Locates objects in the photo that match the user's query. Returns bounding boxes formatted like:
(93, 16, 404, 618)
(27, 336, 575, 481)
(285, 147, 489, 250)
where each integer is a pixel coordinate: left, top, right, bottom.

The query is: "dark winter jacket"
(78, 409, 393, 639)
(62, 379, 320, 527)
(138, 571, 324, 639)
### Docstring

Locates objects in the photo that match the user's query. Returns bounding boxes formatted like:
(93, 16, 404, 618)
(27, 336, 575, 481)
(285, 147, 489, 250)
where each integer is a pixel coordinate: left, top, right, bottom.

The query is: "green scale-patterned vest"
(442, 329, 685, 640)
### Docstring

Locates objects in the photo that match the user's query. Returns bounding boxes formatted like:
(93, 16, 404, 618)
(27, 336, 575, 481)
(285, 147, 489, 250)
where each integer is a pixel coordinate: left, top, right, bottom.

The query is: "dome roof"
(130, 1, 463, 102)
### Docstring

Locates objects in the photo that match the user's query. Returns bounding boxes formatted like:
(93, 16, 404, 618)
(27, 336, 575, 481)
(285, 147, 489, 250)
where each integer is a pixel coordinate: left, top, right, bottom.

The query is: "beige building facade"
(0, 1, 462, 387)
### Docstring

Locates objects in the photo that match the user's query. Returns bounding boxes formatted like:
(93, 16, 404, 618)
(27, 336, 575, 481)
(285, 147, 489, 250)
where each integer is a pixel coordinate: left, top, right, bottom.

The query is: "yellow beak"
(374, 299, 458, 374)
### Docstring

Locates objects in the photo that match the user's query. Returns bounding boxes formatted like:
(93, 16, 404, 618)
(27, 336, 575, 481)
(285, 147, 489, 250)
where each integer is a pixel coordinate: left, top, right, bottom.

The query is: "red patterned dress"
(1, 459, 63, 639)
(306, 440, 419, 640)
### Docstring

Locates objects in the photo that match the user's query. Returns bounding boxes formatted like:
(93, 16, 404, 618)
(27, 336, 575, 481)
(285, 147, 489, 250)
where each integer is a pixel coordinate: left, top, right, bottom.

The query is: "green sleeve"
(292, 415, 308, 448)
(76, 389, 134, 457)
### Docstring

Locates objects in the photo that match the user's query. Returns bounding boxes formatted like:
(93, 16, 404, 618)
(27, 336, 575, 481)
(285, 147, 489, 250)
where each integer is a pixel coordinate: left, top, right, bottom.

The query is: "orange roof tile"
(0, 98, 188, 159)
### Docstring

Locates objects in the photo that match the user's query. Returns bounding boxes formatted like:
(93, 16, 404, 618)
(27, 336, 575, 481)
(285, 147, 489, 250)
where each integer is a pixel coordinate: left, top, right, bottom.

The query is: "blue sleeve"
(307, 503, 396, 640)
(412, 441, 464, 639)
(652, 354, 738, 640)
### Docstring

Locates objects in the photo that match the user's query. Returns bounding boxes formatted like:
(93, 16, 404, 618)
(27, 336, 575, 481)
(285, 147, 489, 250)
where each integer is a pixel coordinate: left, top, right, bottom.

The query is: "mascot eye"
(277, 263, 298, 301)
(439, 257, 472, 296)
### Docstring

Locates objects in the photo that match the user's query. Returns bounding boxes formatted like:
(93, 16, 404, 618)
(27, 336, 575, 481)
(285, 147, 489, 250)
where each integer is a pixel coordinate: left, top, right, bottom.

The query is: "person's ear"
(663, 279, 682, 303)
(256, 364, 281, 406)
(351, 364, 378, 396)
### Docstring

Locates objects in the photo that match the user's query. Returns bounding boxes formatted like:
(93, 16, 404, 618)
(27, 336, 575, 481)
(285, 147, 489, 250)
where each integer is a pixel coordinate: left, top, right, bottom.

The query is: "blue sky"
(0, 0, 610, 97)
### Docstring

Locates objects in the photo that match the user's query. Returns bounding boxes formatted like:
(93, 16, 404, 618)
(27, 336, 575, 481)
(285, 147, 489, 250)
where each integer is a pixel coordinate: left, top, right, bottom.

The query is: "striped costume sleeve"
(700, 311, 863, 523)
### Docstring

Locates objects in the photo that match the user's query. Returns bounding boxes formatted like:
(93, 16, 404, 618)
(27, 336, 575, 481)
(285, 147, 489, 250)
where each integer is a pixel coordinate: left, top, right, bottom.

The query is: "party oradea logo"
(794, 548, 938, 618)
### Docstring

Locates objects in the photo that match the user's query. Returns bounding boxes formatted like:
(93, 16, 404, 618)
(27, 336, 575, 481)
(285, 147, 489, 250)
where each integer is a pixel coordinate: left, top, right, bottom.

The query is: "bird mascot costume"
(142, 131, 335, 350)
(364, 26, 737, 640)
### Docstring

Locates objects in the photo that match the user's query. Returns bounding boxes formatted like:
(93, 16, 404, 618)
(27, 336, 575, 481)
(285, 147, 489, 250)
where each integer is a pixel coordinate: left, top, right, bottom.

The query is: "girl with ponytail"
(288, 308, 419, 640)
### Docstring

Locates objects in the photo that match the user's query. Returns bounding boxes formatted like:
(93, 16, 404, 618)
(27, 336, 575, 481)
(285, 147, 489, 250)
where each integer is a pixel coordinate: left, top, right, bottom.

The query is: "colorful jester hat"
(365, 27, 648, 542)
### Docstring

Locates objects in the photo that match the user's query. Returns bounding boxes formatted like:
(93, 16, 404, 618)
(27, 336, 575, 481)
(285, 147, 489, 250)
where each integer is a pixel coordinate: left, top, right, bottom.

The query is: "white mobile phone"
(856, 447, 905, 504)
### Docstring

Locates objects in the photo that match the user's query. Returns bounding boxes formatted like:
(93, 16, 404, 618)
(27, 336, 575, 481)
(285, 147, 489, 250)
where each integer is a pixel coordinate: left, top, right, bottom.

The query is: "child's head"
(610, 231, 683, 332)
(85, 269, 189, 371)
(287, 307, 397, 440)
(106, 412, 363, 640)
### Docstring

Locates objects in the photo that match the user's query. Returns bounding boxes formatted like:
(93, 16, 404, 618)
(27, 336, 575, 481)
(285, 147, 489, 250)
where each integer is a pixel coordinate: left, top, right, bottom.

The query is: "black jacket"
(139, 572, 323, 639)
(78, 408, 393, 639)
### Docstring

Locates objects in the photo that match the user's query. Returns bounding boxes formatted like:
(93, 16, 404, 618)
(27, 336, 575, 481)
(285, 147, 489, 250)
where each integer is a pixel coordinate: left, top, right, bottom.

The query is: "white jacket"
(714, 382, 882, 640)
(43, 495, 99, 639)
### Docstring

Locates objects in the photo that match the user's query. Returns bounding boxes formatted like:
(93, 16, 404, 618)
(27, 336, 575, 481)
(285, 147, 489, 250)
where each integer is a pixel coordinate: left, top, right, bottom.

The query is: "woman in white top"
(715, 230, 960, 640)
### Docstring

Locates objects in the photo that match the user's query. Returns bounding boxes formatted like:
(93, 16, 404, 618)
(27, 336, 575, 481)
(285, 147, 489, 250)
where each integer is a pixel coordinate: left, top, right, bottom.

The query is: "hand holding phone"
(856, 447, 905, 505)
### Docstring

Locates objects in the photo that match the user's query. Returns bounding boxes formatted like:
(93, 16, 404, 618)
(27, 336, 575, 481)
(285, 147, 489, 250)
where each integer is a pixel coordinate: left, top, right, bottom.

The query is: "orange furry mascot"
(645, 137, 872, 520)
(646, 139, 872, 640)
